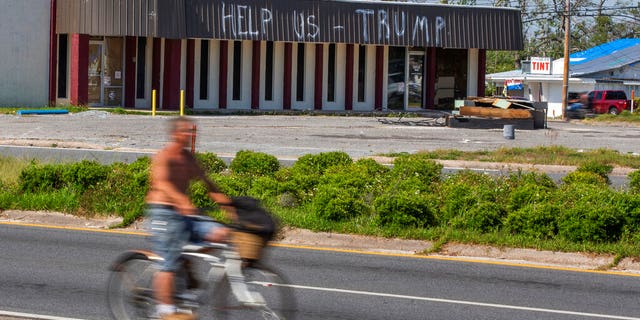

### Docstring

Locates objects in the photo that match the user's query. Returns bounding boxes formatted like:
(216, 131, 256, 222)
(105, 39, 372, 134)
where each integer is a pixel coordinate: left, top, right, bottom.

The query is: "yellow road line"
(2, 221, 639, 277)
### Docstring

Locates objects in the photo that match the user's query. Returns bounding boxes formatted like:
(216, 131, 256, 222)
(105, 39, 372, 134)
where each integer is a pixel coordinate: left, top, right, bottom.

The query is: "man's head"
(168, 117, 195, 146)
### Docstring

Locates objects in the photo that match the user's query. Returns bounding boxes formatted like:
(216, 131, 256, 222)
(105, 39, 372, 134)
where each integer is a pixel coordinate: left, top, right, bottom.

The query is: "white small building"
(486, 38, 640, 118)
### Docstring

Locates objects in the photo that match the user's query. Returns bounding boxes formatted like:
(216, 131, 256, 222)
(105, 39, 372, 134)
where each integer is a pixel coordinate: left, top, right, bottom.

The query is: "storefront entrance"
(88, 37, 124, 106)
(387, 47, 424, 110)
(407, 52, 424, 109)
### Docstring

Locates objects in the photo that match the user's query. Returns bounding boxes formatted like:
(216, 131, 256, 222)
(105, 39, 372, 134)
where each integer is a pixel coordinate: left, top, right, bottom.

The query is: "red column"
(48, 0, 57, 105)
(70, 34, 88, 106)
(186, 39, 195, 109)
(162, 39, 181, 110)
(283, 43, 292, 110)
(477, 49, 486, 97)
(345, 44, 354, 111)
(218, 40, 228, 109)
(374, 46, 384, 110)
(124, 36, 136, 108)
(314, 44, 323, 110)
(251, 41, 261, 109)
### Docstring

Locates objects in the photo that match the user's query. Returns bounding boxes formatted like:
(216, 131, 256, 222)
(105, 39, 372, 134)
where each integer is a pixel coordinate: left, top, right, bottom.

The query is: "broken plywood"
(459, 106, 532, 119)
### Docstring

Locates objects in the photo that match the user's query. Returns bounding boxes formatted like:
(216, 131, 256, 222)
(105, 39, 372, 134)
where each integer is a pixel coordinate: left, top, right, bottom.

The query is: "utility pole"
(561, 0, 571, 121)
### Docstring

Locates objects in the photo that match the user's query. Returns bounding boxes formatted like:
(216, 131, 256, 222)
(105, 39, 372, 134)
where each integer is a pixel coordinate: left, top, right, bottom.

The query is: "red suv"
(587, 90, 630, 115)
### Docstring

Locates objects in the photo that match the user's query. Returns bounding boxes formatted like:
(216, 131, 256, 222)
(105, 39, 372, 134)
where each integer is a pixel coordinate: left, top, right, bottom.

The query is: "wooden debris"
(459, 106, 532, 119)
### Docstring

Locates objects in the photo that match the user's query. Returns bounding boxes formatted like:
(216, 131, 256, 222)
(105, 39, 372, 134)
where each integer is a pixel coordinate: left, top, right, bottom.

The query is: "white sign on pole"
(530, 57, 551, 75)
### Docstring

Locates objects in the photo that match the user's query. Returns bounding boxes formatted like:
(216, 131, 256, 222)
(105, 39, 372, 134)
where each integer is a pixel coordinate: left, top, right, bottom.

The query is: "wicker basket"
(232, 231, 266, 261)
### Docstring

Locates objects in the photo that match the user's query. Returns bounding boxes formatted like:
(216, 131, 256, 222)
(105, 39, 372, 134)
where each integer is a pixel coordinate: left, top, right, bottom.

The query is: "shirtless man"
(146, 116, 231, 320)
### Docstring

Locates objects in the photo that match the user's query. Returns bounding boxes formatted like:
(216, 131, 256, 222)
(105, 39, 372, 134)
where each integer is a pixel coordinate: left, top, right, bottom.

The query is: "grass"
(381, 145, 640, 169)
(0, 155, 31, 185)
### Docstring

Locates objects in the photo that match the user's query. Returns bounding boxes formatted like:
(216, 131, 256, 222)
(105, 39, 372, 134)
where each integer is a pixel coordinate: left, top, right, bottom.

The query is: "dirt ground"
(3, 209, 640, 274)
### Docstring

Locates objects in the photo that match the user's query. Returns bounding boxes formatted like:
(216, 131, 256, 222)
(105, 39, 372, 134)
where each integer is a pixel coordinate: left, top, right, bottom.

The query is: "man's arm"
(193, 158, 237, 220)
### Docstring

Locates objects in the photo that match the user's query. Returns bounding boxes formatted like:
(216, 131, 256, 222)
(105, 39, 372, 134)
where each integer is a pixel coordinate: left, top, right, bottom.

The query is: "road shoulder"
(3, 209, 640, 275)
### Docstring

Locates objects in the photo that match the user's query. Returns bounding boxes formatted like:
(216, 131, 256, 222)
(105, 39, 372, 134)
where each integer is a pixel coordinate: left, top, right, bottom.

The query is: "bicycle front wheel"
(209, 264, 297, 320)
(106, 255, 158, 320)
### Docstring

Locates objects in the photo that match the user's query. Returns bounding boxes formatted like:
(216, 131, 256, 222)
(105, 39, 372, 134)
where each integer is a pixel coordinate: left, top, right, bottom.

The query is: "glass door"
(407, 52, 424, 109)
(88, 42, 103, 105)
(88, 37, 124, 107)
(387, 47, 406, 111)
(103, 37, 124, 107)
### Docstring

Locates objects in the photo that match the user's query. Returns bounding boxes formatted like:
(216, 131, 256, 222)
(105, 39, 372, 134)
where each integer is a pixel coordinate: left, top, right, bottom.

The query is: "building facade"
(6, 0, 524, 111)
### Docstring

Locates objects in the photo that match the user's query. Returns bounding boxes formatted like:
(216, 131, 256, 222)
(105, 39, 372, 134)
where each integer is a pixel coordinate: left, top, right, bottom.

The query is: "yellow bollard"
(152, 90, 157, 117)
(180, 90, 185, 116)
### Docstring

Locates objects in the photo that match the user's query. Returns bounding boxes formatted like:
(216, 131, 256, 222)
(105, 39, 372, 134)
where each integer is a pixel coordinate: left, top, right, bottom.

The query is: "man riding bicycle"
(145, 116, 233, 320)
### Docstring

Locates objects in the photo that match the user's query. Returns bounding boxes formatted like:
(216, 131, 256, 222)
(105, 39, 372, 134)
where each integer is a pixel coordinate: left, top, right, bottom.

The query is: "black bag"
(231, 196, 277, 242)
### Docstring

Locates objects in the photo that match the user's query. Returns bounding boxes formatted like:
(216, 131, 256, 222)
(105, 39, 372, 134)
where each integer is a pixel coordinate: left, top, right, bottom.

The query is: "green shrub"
(629, 170, 640, 194)
(18, 160, 110, 193)
(78, 160, 149, 222)
(230, 150, 280, 176)
(438, 170, 503, 226)
(374, 191, 437, 228)
(19, 163, 64, 192)
(61, 160, 110, 192)
(561, 171, 608, 185)
(195, 152, 227, 174)
(507, 183, 554, 212)
(313, 185, 369, 221)
(353, 158, 390, 177)
(504, 170, 556, 190)
(188, 181, 215, 209)
(292, 151, 353, 175)
(212, 174, 252, 196)
(390, 154, 443, 186)
(558, 204, 625, 243)
(320, 162, 387, 196)
(449, 201, 505, 232)
(575, 160, 613, 184)
(274, 167, 320, 203)
(504, 203, 560, 239)
(247, 176, 283, 200)
(555, 184, 626, 242)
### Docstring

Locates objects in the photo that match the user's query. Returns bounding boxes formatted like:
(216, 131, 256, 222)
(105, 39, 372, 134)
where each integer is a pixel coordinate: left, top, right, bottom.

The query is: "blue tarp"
(16, 109, 69, 115)
(506, 83, 523, 90)
(570, 38, 640, 65)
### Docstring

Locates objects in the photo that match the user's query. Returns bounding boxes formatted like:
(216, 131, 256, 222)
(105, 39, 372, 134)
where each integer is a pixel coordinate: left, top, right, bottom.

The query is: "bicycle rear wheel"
(209, 264, 297, 320)
(106, 256, 158, 320)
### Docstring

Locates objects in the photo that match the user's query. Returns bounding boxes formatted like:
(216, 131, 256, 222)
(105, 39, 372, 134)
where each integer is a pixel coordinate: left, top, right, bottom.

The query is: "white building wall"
(259, 42, 284, 110)
(323, 44, 346, 111)
(134, 37, 153, 109)
(194, 39, 220, 109)
(467, 49, 478, 97)
(352, 45, 376, 111)
(0, 0, 50, 107)
(227, 40, 252, 109)
(291, 43, 315, 110)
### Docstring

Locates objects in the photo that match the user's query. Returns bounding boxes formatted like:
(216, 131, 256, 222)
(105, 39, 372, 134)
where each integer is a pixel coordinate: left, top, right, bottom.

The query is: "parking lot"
(0, 111, 639, 161)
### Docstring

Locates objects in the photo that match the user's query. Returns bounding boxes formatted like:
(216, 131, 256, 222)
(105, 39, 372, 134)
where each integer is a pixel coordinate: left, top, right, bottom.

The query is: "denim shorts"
(146, 204, 223, 272)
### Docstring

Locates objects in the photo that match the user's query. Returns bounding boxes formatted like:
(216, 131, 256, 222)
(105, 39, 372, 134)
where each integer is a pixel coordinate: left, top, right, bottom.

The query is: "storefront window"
(435, 48, 467, 108)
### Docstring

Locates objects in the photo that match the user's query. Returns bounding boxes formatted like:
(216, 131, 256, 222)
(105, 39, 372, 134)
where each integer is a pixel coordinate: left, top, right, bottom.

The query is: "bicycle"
(106, 215, 297, 320)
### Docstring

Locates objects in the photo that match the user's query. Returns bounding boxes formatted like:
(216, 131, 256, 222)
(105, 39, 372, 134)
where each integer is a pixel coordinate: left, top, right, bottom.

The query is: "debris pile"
(449, 96, 547, 130)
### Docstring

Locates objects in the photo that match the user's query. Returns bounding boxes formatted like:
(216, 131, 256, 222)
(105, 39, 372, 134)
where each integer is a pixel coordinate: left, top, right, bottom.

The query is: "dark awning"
(57, 0, 523, 50)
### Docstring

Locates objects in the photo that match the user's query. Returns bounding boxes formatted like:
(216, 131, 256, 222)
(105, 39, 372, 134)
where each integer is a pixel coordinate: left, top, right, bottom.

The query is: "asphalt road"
(2, 224, 640, 320)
